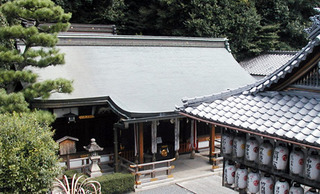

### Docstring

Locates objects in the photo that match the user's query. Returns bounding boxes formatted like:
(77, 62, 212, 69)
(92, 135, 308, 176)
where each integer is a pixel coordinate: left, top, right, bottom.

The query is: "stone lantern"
(84, 138, 104, 177)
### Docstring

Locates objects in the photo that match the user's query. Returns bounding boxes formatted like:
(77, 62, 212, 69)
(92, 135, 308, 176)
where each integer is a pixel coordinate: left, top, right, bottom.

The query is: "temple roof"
(30, 35, 255, 118)
(239, 51, 296, 76)
(182, 91, 320, 147)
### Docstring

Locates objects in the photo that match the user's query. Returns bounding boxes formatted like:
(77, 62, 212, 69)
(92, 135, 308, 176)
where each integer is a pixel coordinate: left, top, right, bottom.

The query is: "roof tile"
(232, 114, 241, 120)
(312, 117, 320, 124)
(283, 112, 294, 119)
(191, 109, 200, 115)
(257, 125, 268, 133)
(285, 131, 296, 138)
(267, 127, 277, 134)
(204, 113, 213, 119)
(225, 118, 235, 125)
(301, 128, 312, 135)
(295, 133, 307, 141)
(218, 116, 228, 123)
(287, 118, 299, 126)
(291, 126, 301, 133)
(308, 109, 318, 117)
(305, 135, 317, 143)
(314, 104, 320, 111)
(298, 108, 309, 115)
(278, 117, 289, 124)
(311, 129, 320, 137)
(255, 118, 265, 125)
(253, 112, 262, 119)
(250, 123, 259, 130)
(297, 120, 308, 128)
(289, 106, 300, 114)
(276, 129, 286, 136)
(241, 122, 251, 128)
(245, 110, 254, 117)
(282, 123, 292, 131)
(266, 109, 276, 116)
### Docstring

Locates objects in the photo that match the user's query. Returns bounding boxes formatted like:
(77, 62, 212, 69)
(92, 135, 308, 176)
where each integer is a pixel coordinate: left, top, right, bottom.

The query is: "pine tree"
(0, 0, 73, 113)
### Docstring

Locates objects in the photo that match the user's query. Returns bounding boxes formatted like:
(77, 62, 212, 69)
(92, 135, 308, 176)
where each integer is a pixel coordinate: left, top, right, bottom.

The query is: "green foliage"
(53, 0, 126, 24)
(0, 112, 61, 193)
(93, 173, 134, 194)
(68, 0, 317, 60)
(0, 0, 73, 113)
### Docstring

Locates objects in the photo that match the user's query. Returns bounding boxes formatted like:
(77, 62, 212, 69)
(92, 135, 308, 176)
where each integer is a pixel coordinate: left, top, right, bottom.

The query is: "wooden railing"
(179, 142, 193, 153)
(60, 153, 114, 173)
(119, 157, 175, 187)
(119, 150, 135, 162)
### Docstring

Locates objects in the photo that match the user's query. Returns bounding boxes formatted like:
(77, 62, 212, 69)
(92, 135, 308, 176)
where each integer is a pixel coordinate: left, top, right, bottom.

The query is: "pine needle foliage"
(0, 0, 73, 113)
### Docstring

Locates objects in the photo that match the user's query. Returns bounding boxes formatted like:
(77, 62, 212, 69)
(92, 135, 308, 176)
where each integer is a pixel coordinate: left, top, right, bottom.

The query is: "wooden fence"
(59, 153, 114, 173)
(119, 156, 175, 188)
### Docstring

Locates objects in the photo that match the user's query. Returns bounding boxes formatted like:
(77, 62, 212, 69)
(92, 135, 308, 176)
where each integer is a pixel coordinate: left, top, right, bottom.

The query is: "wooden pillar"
(174, 118, 180, 159)
(209, 124, 216, 164)
(113, 123, 119, 172)
(139, 123, 144, 164)
(134, 124, 139, 163)
(151, 121, 157, 162)
(190, 120, 195, 159)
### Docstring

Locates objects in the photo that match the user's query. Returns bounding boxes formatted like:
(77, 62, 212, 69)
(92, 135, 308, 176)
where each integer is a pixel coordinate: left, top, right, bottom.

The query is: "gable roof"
(179, 12, 320, 149)
(30, 35, 255, 118)
(239, 51, 296, 76)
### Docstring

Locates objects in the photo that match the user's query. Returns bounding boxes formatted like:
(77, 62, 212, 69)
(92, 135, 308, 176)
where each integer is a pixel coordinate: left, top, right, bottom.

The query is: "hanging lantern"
(274, 179, 289, 194)
(235, 165, 248, 189)
(305, 188, 318, 194)
(222, 133, 233, 155)
(289, 183, 304, 194)
(224, 160, 236, 185)
(247, 169, 260, 194)
(289, 147, 304, 175)
(273, 143, 289, 171)
(260, 174, 274, 194)
(305, 151, 320, 181)
(259, 140, 273, 166)
(233, 136, 246, 158)
(245, 137, 259, 162)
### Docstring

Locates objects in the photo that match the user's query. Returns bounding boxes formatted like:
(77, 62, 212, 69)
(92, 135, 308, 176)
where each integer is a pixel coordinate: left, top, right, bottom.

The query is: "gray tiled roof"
(245, 34, 320, 94)
(29, 35, 255, 116)
(182, 91, 320, 147)
(239, 51, 296, 76)
(182, 34, 320, 106)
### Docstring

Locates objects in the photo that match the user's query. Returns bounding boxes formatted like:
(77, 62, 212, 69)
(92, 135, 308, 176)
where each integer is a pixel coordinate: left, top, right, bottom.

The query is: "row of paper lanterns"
(224, 161, 318, 194)
(221, 133, 320, 181)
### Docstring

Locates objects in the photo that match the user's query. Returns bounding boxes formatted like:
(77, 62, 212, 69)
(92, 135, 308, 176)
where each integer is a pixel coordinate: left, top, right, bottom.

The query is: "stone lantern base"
(88, 155, 102, 178)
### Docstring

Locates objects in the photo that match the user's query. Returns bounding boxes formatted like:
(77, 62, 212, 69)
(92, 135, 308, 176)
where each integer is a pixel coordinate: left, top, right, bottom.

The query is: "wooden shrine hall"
(29, 27, 255, 172)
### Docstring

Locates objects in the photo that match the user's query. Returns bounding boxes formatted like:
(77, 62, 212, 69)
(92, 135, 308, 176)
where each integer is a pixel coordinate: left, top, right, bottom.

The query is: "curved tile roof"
(240, 51, 296, 76)
(244, 35, 320, 94)
(182, 91, 320, 147)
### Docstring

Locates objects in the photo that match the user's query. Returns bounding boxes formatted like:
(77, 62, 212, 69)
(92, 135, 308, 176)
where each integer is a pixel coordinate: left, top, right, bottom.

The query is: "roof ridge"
(57, 34, 229, 48)
(180, 83, 256, 107)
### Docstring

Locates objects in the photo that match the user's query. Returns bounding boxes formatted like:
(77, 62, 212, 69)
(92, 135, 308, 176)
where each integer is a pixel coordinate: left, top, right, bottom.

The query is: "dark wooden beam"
(139, 123, 144, 164)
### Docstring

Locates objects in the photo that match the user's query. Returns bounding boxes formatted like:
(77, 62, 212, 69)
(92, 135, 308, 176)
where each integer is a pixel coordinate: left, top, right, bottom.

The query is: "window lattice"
(292, 64, 320, 88)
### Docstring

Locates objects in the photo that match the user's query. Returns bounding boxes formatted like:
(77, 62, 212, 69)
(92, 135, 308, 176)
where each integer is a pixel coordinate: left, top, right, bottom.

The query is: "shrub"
(0, 112, 61, 193)
(93, 173, 134, 194)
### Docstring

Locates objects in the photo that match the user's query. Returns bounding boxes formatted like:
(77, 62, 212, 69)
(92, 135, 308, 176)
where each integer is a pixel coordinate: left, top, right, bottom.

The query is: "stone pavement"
(133, 152, 237, 194)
